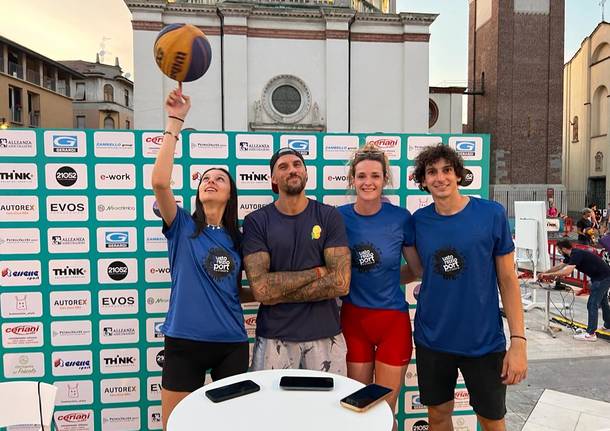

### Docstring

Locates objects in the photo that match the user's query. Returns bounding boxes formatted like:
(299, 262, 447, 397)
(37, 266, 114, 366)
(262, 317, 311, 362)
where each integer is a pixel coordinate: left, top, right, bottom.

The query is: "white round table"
(167, 369, 394, 431)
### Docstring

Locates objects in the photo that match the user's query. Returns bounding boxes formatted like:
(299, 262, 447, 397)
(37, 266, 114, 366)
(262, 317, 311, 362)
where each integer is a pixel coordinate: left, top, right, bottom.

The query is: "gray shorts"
(250, 333, 347, 376)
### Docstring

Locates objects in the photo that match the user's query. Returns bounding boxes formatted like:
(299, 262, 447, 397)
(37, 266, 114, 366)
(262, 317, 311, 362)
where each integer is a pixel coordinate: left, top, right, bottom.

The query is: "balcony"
(26, 69, 41, 86)
(172, 0, 351, 6)
(8, 62, 23, 79)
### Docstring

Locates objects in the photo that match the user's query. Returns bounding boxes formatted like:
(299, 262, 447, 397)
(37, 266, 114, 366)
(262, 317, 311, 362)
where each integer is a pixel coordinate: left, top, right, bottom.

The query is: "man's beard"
(283, 175, 306, 195)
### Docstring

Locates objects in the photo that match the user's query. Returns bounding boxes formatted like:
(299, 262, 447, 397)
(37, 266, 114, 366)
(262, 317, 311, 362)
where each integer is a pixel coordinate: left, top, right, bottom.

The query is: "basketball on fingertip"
(153, 23, 212, 82)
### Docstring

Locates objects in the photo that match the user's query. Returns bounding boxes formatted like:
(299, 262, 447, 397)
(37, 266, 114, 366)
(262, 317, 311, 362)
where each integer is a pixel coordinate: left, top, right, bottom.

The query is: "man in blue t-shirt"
(402, 144, 527, 431)
(242, 148, 351, 374)
(539, 239, 610, 342)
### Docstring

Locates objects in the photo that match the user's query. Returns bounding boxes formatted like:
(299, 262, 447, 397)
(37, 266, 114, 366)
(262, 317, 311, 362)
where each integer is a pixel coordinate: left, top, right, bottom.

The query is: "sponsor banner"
(54, 409, 94, 431)
(142, 132, 182, 158)
(54, 380, 94, 406)
(145, 289, 170, 314)
(404, 390, 427, 413)
(95, 164, 136, 190)
(384, 195, 400, 206)
(98, 289, 139, 315)
(323, 135, 359, 160)
(146, 317, 165, 343)
(235, 134, 274, 159)
(189, 164, 229, 190)
(388, 165, 401, 190)
(405, 281, 418, 305)
(143, 164, 183, 190)
(44, 131, 87, 157)
(453, 388, 471, 412)
(145, 257, 171, 283)
(189, 133, 228, 159)
(404, 418, 430, 431)
(48, 259, 91, 285)
(143, 195, 183, 221)
(322, 195, 356, 207)
(0, 195, 39, 222)
(235, 165, 270, 190)
(144, 227, 167, 252)
(279, 135, 317, 159)
(95, 195, 137, 221)
(0, 130, 37, 156)
(305, 166, 317, 190)
(406, 195, 434, 214)
(365, 135, 401, 160)
(3, 352, 45, 378)
(0, 260, 42, 287)
(96, 227, 137, 253)
(99, 318, 139, 344)
(45, 163, 88, 190)
(2, 322, 43, 348)
(46, 195, 89, 222)
(101, 406, 141, 431)
(51, 320, 92, 346)
(47, 227, 90, 254)
(0, 228, 40, 254)
(100, 378, 140, 404)
(244, 314, 257, 339)
(50, 291, 92, 317)
(406, 136, 443, 160)
(458, 166, 482, 190)
(148, 404, 163, 430)
(448, 136, 483, 161)
(237, 195, 273, 220)
(404, 361, 418, 387)
(97, 259, 138, 284)
(0, 163, 37, 189)
(146, 346, 164, 372)
(52, 350, 93, 376)
(406, 166, 419, 190)
(94, 131, 135, 158)
(452, 415, 478, 431)
(0, 292, 43, 318)
(147, 376, 162, 401)
(323, 165, 349, 190)
(100, 348, 140, 374)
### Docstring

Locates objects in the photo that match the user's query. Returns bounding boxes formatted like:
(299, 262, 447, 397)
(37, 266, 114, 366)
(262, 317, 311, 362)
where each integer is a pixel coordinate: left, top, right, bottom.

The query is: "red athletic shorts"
(341, 302, 413, 366)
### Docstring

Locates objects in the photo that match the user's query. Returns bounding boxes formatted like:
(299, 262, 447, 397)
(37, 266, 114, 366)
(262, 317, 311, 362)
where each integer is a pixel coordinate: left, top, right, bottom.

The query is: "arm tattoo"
(243, 251, 321, 304)
(279, 246, 351, 303)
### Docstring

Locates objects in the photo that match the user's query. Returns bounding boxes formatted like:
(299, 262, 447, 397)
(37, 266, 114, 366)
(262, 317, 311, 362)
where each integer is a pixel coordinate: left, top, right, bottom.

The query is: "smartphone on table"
(340, 383, 392, 412)
(204, 380, 260, 403)
(279, 376, 334, 391)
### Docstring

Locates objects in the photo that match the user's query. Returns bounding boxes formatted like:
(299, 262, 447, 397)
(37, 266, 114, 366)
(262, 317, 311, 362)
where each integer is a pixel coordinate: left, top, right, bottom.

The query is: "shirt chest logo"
(352, 242, 381, 272)
(204, 247, 236, 280)
(311, 225, 322, 240)
(433, 247, 465, 280)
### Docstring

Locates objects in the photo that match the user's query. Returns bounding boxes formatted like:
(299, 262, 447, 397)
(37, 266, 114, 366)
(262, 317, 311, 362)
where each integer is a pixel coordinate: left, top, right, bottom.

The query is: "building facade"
(429, 86, 465, 134)
(0, 35, 84, 129)
(563, 22, 610, 207)
(60, 59, 134, 130)
(466, 0, 564, 187)
(126, 0, 436, 134)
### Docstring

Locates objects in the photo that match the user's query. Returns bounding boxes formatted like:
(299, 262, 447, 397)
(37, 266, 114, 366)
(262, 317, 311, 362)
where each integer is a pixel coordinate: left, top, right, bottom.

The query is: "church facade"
(125, 0, 436, 134)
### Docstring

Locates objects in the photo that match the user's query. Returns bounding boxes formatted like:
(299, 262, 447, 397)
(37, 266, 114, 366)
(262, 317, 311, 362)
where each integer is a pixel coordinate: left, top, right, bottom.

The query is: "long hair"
(190, 167, 240, 248)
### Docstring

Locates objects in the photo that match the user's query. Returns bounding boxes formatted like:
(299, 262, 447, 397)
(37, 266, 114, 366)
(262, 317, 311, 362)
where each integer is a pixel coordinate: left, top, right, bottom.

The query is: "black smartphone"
(340, 384, 393, 412)
(204, 380, 260, 403)
(279, 376, 334, 391)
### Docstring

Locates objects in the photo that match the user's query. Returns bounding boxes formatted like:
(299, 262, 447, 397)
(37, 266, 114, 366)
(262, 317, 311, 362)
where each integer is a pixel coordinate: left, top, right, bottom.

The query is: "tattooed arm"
(243, 251, 327, 304)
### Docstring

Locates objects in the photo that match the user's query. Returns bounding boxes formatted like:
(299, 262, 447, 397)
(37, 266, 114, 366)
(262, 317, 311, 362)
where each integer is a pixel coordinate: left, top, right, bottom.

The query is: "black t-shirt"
(242, 199, 348, 341)
(576, 218, 593, 244)
(564, 248, 610, 282)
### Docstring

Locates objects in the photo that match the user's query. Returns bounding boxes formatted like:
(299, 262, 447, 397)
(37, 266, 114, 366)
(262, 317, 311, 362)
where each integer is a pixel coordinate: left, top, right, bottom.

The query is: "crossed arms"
(243, 247, 351, 305)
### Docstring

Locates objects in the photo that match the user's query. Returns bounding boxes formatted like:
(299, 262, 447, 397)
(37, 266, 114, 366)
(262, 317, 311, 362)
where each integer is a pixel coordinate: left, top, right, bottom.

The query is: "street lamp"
(0, 118, 8, 130)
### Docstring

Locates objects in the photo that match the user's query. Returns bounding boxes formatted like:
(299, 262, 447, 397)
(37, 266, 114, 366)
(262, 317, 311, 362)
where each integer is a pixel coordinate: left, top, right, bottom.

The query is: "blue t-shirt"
(338, 202, 413, 311)
(242, 199, 348, 342)
(160, 207, 247, 343)
(409, 197, 514, 356)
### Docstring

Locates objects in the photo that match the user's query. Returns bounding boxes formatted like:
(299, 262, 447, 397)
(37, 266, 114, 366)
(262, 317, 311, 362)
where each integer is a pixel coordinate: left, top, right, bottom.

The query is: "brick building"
(466, 0, 564, 187)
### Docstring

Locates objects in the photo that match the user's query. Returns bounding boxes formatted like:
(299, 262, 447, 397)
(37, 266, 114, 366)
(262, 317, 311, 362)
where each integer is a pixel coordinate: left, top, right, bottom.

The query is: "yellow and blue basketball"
(154, 23, 212, 82)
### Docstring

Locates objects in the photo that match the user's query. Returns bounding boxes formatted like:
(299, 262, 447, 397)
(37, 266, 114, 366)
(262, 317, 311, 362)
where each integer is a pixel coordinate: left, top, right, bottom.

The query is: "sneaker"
(599, 326, 609, 332)
(574, 332, 597, 342)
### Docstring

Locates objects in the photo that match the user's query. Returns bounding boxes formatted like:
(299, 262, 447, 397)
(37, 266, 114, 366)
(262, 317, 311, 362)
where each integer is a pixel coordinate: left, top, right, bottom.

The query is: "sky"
(0, 0, 606, 84)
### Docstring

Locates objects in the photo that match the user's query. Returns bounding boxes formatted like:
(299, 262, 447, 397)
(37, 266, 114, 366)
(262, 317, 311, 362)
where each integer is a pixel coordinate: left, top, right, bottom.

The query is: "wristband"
(510, 335, 527, 342)
(163, 130, 180, 140)
(168, 115, 184, 123)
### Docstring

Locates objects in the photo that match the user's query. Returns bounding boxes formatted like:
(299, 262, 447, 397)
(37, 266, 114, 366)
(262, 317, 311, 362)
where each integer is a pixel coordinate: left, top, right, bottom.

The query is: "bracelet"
(163, 130, 180, 140)
(168, 115, 184, 123)
(510, 335, 527, 342)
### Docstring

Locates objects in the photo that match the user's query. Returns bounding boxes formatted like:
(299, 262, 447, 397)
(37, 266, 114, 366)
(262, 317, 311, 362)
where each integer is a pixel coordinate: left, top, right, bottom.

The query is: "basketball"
(154, 23, 212, 82)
